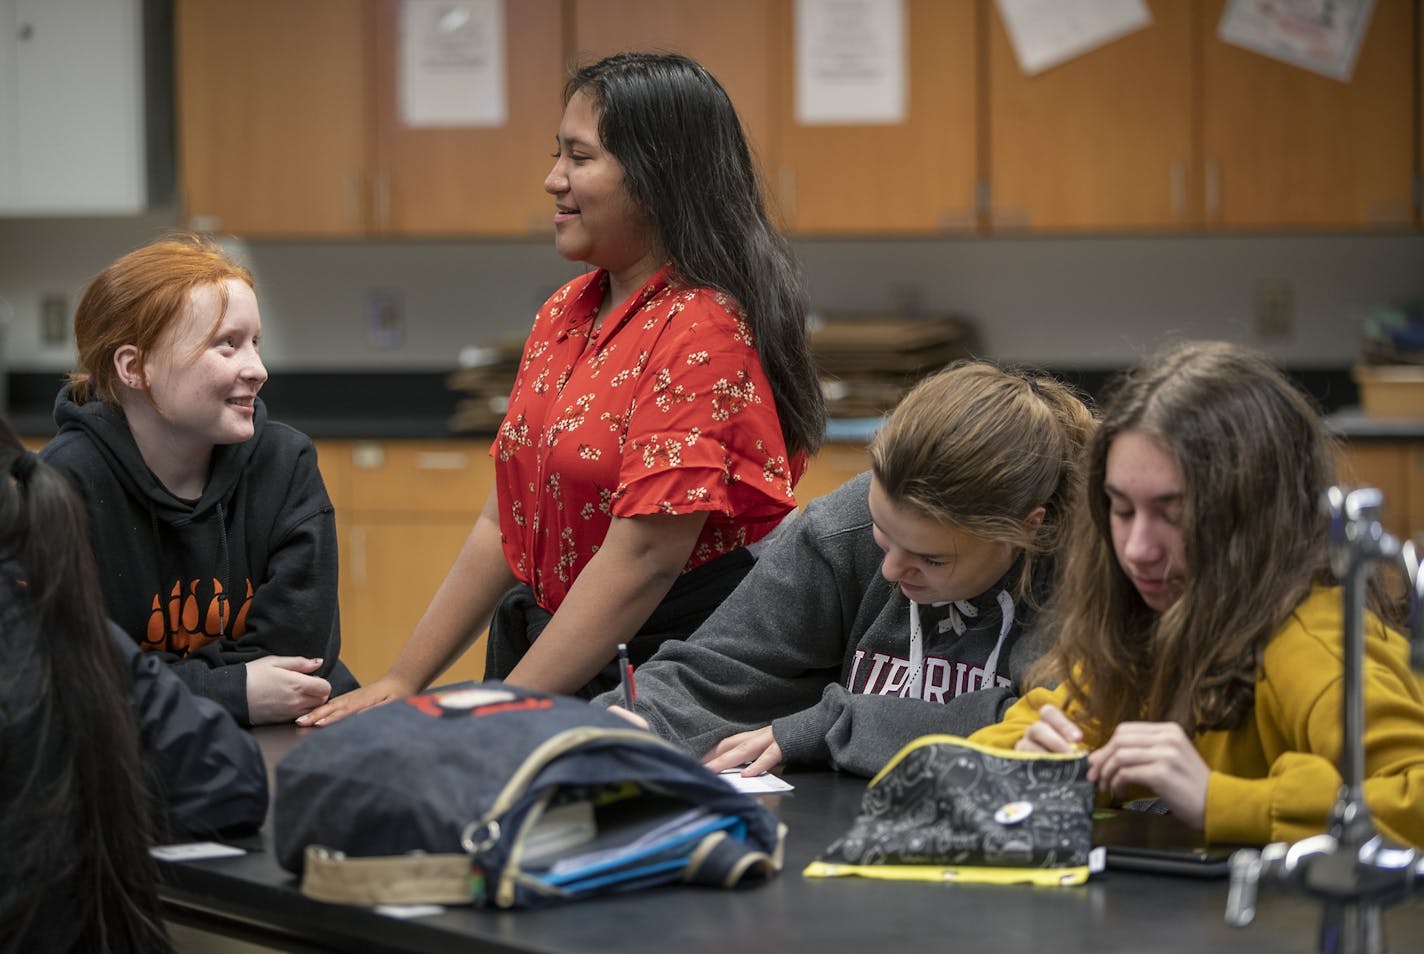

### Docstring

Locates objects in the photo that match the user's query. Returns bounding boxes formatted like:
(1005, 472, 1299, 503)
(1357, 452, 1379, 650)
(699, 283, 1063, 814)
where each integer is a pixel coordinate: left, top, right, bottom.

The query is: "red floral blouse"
(493, 266, 803, 612)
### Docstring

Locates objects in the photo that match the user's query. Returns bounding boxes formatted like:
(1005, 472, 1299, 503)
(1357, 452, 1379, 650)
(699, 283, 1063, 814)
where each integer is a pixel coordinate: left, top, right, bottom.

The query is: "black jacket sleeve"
(113, 623, 269, 838)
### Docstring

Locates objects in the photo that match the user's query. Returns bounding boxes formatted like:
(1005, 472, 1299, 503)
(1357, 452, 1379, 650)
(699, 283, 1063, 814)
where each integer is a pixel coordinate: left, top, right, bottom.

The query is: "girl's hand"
(606, 704, 649, 730)
(703, 726, 784, 777)
(246, 655, 331, 725)
(296, 673, 412, 727)
(1016, 703, 1084, 753)
(1088, 721, 1210, 829)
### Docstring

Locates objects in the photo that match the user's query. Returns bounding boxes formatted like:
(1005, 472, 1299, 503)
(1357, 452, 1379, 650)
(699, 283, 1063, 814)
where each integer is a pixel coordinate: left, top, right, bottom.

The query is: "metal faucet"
(1225, 487, 1424, 954)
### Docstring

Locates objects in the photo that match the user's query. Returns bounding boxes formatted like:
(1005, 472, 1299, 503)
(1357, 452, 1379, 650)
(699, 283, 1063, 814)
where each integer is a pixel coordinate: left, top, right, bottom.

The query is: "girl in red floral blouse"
(305, 52, 824, 723)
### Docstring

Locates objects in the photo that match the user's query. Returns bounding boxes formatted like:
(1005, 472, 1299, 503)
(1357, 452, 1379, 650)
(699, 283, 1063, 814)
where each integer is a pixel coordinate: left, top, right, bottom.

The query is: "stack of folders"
(521, 793, 745, 896)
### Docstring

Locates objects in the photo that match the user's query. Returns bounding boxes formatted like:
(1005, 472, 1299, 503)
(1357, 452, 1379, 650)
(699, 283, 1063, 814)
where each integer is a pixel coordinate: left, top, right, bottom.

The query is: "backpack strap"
(300, 846, 484, 906)
(682, 823, 787, 888)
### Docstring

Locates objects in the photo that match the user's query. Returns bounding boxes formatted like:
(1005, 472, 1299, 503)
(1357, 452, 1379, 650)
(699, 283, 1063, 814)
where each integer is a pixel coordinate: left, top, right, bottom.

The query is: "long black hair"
(0, 418, 170, 953)
(567, 51, 826, 457)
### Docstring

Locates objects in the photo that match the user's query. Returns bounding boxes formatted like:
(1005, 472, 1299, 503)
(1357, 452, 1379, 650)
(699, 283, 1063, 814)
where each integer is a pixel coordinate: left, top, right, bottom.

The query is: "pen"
(617, 642, 636, 708)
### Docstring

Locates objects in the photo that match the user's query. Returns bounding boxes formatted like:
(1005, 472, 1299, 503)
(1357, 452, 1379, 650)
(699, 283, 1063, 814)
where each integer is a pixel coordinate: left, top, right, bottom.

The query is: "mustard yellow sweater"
(970, 587, 1424, 847)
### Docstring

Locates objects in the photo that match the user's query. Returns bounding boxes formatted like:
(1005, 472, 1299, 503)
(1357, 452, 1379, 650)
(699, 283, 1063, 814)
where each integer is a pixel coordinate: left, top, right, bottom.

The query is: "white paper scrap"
(995, 0, 1152, 76)
(150, 841, 247, 862)
(400, 0, 507, 127)
(795, 0, 907, 124)
(1217, 0, 1375, 83)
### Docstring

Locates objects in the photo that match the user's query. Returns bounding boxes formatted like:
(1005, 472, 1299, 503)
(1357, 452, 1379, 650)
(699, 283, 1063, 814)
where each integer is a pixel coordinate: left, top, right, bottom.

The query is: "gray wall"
(1, 206, 1420, 374)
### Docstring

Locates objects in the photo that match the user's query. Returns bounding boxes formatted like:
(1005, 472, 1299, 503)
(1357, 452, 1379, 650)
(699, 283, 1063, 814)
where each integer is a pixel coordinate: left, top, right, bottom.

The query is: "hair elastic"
(10, 450, 38, 482)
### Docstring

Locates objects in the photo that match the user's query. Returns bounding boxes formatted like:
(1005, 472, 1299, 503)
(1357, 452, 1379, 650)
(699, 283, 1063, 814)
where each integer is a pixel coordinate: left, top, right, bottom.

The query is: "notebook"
(1092, 808, 1246, 878)
(522, 795, 746, 897)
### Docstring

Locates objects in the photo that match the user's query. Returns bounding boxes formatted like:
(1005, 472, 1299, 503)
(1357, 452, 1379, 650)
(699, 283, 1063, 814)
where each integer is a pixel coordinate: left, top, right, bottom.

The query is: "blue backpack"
(274, 682, 784, 909)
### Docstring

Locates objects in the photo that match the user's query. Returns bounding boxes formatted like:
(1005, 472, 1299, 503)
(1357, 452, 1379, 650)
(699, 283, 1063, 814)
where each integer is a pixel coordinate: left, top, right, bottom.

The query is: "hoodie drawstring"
(906, 601, 925, 699)
(215, 502, 231, 638)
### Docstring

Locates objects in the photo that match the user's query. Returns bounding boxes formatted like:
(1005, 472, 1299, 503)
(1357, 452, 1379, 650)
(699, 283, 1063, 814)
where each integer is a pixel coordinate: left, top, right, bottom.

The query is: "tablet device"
(1093, 809, 1245, 878)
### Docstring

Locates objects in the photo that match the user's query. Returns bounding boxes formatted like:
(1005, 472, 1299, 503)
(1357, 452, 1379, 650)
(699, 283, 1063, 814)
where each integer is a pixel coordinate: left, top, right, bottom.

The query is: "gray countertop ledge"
(1326, 408, 1424, 440)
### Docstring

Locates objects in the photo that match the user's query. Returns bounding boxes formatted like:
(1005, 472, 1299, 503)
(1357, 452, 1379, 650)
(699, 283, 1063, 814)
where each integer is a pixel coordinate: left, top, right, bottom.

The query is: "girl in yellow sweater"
(970, 341, 1424, 847)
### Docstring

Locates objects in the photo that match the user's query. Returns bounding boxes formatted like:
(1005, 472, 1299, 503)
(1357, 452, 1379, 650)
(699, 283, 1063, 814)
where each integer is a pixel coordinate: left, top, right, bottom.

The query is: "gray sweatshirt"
(593, 472, 1051, 777)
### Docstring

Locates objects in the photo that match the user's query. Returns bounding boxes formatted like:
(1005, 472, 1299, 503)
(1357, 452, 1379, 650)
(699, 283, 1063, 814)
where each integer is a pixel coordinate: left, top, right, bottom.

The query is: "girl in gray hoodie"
(598, 361, 1095, 778)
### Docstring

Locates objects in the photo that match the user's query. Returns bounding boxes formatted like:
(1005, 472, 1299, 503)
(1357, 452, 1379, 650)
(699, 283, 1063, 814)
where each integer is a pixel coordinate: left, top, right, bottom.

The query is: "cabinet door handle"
(1204, 159, 1221, 221)
(374, 170, 390, 231)
(1170, 160, 1186, 221)
(345, 172, 363, 228)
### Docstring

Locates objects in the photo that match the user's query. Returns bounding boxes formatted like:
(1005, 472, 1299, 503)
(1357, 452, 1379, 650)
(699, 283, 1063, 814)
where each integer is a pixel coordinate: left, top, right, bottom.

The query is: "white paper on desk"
(400, 0, 506, 127)
(374, 903, 447, 919)
(1217, 0, 1375, 83)
(150, 841, 246, 861)
(721, 772, 795, 794)
(995, 0, 1152, 76)
(795, 0, 906, 124)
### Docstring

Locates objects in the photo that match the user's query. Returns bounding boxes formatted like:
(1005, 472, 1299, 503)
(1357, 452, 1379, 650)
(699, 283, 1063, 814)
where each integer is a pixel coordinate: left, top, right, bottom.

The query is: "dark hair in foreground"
(1036, 340, 1393, 738)
(870, 360, 1097, 606)
(566, 51, 826, 457)
(0, 418, 170, 953)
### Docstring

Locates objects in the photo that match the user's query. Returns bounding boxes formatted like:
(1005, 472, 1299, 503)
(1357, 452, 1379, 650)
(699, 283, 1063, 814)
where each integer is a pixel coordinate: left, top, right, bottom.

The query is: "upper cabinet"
(987, 0, 1416, 233)
(986, 2, 1194, 232)
(567, 0, 777, 177)
(175, 0, 1420, 238)
(0, 0, 159, 215)
(370, 0, 562, 236)
(773, 0, 978, 235)
(176, 0, 562, 238)
(177, 0, 368, 237)
(1198, 0, 1415, 230)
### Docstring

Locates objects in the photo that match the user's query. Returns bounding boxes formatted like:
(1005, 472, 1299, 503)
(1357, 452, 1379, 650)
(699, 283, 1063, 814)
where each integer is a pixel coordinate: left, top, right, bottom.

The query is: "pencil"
(617, 642, 636, 708)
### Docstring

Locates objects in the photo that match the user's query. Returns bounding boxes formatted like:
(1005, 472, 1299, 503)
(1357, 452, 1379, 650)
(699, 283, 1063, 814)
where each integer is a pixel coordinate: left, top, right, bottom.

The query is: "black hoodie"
(41, 385, 356, 724)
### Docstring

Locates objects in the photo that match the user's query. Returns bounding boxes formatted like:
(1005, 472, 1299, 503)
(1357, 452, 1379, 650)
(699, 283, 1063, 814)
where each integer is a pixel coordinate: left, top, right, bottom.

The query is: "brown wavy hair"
(1034, 340, 1376, 737)
(869, 360, 1097, 606)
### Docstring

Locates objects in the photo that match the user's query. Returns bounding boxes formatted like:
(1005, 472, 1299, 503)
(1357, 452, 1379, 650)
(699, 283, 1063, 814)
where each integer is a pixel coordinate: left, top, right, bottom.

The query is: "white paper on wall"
(400, 0, 506, 127)
(994, 0, 1152, 77)
(1217, 0, 1375, 82)
(795, 0, 907, 125)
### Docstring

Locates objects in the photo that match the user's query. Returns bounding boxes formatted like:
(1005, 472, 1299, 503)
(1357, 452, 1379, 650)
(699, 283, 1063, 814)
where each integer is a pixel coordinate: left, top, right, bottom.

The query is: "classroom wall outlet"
(1253, 279, 1293, 340)
(40, 292, 68, 346)
(366, 287, 405, 350)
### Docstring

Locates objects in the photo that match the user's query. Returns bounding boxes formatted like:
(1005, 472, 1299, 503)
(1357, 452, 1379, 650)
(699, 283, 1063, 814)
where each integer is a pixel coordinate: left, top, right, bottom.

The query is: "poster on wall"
(400, 0, 507, 127)
(795, 0, 906, 124)
(1217, 0, 1375, 82)
(994, 0, 1152, 76)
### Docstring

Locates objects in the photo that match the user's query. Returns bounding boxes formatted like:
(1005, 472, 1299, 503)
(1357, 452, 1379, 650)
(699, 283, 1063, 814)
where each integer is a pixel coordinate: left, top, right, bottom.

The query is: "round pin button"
(994, 801, 1034, 825)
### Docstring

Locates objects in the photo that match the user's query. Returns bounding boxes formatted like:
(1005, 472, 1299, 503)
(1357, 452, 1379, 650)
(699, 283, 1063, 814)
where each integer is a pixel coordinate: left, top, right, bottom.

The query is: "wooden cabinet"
(318, 439, 494, 686)
(1198, 0, 1415, 230)
(987, 0, 1416, 233)
(798, 442, 871, 506)
(1338, 440, 1424, 545)
(568, 0, 777, 179)
(176, 0, 1420, 238)
(176, 0, 563, 238)
(772, 0, 978, 235)
(986, 2, 1195, 231)
(370, 0, 563, 236)
(176, 0, 369, 237)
